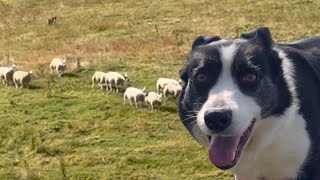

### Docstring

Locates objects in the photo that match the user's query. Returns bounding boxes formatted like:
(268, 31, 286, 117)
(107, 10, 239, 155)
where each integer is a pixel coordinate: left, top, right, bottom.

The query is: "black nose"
(204, 109, 232, 133)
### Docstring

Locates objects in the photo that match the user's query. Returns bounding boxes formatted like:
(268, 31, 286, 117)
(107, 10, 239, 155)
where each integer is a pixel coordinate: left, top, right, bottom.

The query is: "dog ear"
(192, 36, 221, 50)
(179, 62, 189, 83)
(241, 27, 273, 48)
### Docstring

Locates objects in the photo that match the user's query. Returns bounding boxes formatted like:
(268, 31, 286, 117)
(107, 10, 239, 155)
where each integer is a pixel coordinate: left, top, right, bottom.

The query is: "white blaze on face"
(197, 43, 261, 137)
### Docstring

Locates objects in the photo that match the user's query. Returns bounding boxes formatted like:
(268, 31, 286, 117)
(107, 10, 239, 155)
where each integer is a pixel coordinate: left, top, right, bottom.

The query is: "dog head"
(178, 27, 292, 170)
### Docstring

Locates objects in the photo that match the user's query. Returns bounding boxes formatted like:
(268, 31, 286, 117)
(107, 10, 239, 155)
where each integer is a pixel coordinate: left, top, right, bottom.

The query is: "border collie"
(178, 27, 320, 180)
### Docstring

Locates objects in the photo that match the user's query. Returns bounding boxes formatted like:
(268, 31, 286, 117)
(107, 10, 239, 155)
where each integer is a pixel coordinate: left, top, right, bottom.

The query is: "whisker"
(186, 114, 197, 118)
(188, 121, 198, 131)
(188, 119, 197, 126)
(182, 116, 197, 122)
(185, 110, 200, 114)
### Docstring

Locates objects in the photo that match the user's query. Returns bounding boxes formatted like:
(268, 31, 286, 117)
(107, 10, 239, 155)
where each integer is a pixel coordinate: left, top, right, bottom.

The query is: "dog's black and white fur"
(178, 27, 320, 180)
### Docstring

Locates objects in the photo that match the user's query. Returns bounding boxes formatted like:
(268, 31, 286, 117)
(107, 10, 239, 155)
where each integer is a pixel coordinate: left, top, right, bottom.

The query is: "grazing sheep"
(106, 72, 129, 93)
(123, 87, 147, 108)
(50, 57, 66, 77)
(163, 83, 182, 98)
(13, 70, 33, 88)
(145, 92, 163, 111)
(156, 78, 179, 94)
(91, 71, 108, 89)
(0, 64, 16, 87)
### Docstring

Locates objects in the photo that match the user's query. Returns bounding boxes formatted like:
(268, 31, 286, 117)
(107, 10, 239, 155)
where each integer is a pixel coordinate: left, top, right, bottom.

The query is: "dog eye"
(243, 73, 257, 84)
(196, 74, 208, 82)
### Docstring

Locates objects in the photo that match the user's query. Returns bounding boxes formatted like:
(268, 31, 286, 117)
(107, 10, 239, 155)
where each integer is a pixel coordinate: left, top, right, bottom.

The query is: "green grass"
(0, 0, 320, 179)
(0, 69, 232, 179)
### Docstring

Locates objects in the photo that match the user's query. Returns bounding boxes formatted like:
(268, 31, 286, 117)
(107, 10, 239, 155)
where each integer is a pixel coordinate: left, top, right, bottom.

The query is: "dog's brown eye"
(243, 73, 257, 83)
(196, 74, 208, 82)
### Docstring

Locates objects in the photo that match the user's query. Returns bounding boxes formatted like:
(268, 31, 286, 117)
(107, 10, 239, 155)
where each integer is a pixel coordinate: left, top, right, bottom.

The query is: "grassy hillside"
(0, 0, 320, 179)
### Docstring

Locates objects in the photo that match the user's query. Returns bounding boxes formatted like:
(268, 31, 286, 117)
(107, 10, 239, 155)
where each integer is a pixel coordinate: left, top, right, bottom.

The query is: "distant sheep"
(0, 64, 16, 87)
(163, 83, 182, 98)
(91, 71, 107, 89)
(48, 16, 57, 25)
(145, 92, 163, 111)
(13, 70, 33, 88)
(123, 87, 147, 108)
(106, 72, 129, 93)
(156, 78, 179, 94)
(50, 57, 66, 77)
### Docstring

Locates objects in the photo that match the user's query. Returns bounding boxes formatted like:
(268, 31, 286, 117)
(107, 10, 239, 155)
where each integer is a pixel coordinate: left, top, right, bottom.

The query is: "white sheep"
(106, 72, 128, 93)
(145, 92, 163, 111)
(0, 64, 16, 87)
(163, 83, 182, 98)
(50, 57, 66, 77)
(13, 70, 33, 88)
(123, 87, 147, 108)
(156, 78, 179, 94)
(91, 71, 108, 89)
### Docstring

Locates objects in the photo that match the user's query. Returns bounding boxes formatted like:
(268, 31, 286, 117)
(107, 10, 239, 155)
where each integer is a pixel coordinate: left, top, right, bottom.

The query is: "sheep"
(156, 78, 179, 94)
(123, 87, 147, 108)
(163, 83, 182, 98)
(91, 71, 108, 90)
(0, 64, 16, 87)
(50, 57, 66, 77)
(13, 70, 33, 88)
(145, 92, 163, 111)
(106, 72, 129, 93)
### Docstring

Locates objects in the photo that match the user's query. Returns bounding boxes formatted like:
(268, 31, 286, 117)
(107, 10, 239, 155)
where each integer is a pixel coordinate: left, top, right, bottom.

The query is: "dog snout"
(204, 109, 232, 133)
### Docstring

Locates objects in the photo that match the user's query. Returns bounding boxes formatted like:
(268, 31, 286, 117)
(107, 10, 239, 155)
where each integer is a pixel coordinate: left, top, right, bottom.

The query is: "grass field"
(0, 0, 320, 179)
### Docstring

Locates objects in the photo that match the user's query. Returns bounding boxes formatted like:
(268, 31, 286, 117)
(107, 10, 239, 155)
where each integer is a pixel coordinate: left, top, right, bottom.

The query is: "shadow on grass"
(103, 88, 126, 95)
(28, 85, 42, 90)
(50, 95, 78, 99)
(161, 106, 177, 113)
(61, 72, 79, 78)
(72, 68, 96, 73)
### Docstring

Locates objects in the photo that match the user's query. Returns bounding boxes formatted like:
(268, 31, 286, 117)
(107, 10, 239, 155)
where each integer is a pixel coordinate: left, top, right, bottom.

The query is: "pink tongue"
(208, 136, 241, 168)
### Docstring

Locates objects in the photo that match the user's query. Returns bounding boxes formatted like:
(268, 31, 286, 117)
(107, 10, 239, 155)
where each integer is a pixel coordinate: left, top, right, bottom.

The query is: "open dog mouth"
(208, 119, 256, 170)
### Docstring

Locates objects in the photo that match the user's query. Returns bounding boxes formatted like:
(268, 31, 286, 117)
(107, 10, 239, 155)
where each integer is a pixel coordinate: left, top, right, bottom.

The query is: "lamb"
(13, 70, 33, 88)
(50, 57, 66, 77)
(0, 64, 16, 87)
(106, 72, 129, 93)
(145, 92, 163, 111)
(91, 71, 108, 89)
(163, 83, 182, 98)
(156, 78, 179, 94)
(123, 87, 147, 108)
